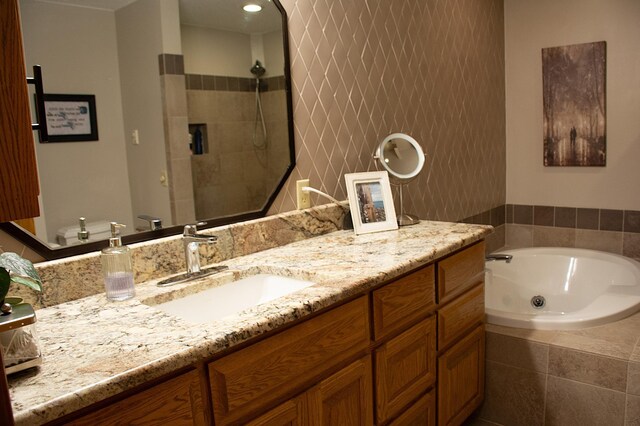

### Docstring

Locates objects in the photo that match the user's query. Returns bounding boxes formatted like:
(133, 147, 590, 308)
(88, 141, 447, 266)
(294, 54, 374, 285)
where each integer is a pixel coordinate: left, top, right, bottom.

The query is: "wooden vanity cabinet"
(0, 0, 40, 222)
(37, 240, 486, 426)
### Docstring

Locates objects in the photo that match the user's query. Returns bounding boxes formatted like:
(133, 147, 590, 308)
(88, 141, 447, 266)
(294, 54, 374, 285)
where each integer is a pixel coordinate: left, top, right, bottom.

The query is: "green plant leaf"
(0, 252, 42, 292)
(0, 267, 10, 303)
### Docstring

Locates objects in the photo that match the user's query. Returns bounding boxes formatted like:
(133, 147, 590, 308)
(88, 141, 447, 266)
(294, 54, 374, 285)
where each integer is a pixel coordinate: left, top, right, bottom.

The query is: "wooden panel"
(246, 395, 306, 426)
(67, 370, 206, 426)
(438, 283, 484, 350)
(373, 265, 435, 341)
(389, 390, 436, 426)
(438, 242, 485, 304)
(307, 355, 373, 426)
(209, 297, 370, 425)
(0, 0, 40, 222)
(437, 325, 485, 426)
(375, 316, 436, 424)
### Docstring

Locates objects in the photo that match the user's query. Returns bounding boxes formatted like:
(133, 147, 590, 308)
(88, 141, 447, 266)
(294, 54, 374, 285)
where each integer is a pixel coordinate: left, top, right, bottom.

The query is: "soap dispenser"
(101, 222, 135, 301)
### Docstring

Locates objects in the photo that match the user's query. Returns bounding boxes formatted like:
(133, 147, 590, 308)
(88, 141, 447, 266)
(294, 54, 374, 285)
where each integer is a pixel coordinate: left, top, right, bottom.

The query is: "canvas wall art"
(542, 41, 606, 166)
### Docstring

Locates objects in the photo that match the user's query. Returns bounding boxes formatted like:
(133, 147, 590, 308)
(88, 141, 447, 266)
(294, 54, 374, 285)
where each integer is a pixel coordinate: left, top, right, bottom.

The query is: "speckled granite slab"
(8, 216, 491, 425)
(9, 203, 349, 309)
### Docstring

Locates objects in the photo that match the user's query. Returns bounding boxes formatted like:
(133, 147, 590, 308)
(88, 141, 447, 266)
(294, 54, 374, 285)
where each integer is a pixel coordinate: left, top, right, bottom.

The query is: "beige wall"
(181, 25, 252, 77)
(20, 0, 134, 244)
(270, 0, 506, 222)
(116, 0, 173, 228)
(505, 0, 640, 210)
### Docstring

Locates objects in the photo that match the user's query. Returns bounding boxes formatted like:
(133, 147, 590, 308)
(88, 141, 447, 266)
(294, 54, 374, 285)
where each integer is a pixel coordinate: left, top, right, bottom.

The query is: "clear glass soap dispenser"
(101, 222, 135, 301)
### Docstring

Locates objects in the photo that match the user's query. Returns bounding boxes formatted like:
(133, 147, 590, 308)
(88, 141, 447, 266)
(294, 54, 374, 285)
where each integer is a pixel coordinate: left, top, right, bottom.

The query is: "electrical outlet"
(296, 179, 310, 209)
(131, 129, 140, 145)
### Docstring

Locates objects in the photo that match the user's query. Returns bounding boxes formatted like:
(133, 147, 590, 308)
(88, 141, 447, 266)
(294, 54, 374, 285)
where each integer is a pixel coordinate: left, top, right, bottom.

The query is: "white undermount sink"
(151, 274, 315, 323)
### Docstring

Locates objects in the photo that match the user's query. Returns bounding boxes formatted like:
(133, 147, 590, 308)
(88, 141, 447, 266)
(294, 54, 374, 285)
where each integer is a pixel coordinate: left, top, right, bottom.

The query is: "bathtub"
(485, 247, 640, 330)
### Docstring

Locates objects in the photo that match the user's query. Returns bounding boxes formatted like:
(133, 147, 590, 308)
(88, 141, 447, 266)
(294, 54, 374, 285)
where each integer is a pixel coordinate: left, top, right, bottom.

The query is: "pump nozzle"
(77, 217, 90, 242)
(108, 222, 126, 247)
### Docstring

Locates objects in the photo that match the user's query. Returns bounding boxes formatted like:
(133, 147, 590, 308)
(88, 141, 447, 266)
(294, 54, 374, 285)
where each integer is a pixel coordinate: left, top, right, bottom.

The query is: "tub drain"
(531, 295, 546, 309)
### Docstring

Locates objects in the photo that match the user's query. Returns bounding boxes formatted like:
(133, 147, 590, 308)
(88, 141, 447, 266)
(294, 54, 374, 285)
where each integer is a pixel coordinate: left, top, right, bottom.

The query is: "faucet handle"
(183, 221, 207, 236)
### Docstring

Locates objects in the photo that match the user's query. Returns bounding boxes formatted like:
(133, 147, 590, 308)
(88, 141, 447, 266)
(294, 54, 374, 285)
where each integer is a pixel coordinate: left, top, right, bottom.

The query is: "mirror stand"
(375, 132, 425, 227)
(395, 182, 420, 226)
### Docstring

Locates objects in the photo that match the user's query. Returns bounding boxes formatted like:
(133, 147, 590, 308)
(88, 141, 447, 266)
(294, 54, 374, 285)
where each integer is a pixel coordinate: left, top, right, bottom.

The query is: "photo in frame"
(41, 94, 98, 143)
(345, 171, 398, 235)
(542, 41, 606, 166)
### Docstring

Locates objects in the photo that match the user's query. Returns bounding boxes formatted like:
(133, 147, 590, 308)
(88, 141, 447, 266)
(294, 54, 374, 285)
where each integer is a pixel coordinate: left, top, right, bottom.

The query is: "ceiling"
(34, 0, 282, 34)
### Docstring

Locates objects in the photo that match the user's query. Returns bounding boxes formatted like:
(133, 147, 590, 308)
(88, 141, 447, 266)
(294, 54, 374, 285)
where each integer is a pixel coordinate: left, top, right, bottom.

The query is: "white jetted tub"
(485, 247, 640, 330)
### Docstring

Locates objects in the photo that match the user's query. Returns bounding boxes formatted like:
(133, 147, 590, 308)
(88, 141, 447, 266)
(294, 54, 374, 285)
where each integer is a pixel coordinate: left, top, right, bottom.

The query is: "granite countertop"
(8, 220, 491, 425)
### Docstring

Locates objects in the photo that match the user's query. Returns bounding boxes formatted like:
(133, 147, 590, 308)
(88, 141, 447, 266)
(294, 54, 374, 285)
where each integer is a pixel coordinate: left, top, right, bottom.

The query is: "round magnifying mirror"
(375, 133, 425, 226)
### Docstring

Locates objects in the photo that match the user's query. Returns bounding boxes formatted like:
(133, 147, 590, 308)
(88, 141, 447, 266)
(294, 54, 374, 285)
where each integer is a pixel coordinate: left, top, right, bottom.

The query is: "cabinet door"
(0, 0, 40, 222)
(437, 325, 485, 426)
(307, 356, 373, 426)
(375, 316, 436, 424)
(389, 390, 436, 426)
(67, 370, 206, 426)
(246, 395, 307, 426)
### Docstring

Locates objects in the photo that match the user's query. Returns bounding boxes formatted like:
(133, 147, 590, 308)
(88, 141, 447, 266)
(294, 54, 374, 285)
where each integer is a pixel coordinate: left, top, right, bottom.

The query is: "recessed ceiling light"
(243, 4, 262, 12)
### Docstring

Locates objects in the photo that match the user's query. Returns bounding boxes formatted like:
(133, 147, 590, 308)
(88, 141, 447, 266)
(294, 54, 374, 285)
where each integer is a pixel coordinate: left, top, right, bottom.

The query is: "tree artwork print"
(542, 41, 606, 166)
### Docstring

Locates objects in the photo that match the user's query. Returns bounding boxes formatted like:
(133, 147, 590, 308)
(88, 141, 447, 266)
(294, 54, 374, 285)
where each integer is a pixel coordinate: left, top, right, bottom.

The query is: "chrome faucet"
(138, 214, 162, 231)
(183, 222, 217, 274)
(486, 254, 513, 263)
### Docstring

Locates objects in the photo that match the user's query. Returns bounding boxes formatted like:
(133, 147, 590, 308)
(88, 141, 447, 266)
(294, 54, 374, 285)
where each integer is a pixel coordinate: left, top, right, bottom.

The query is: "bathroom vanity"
(7, 218, 490, 426)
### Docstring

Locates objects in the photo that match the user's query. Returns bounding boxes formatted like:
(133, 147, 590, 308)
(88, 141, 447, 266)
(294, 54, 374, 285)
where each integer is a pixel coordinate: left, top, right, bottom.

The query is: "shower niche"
(188, 123, 208, 156)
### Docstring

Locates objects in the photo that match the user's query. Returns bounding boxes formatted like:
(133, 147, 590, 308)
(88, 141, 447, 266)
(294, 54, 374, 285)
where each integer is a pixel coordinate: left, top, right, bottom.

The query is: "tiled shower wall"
(270, 0, 506, 224)
(187, 77, 290, 218)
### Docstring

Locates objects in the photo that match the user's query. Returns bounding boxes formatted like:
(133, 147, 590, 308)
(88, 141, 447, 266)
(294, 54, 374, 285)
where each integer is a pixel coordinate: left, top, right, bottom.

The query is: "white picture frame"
(345, 171, 398, 235)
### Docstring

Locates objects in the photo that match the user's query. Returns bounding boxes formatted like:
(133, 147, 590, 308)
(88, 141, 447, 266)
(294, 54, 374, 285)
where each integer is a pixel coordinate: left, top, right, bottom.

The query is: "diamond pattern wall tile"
(269, 0, 506, 221)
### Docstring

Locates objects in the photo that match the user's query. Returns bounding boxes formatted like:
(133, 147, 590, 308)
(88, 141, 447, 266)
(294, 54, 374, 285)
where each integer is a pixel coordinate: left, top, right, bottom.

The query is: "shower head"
(250, 60, 266, 78)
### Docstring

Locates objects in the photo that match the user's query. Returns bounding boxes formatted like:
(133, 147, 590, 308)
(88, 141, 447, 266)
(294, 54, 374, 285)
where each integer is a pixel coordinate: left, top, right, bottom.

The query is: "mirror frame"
(0, 0, 295, 261)
(376, 133, 425, 181)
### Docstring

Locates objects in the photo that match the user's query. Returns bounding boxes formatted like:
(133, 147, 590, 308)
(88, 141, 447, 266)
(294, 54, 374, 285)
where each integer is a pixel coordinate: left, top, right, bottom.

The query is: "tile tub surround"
(7, 220, 492, 425)
(502, 204, 640, 261)
(8, 203, 349, 309)
(473, 315, 640, 426)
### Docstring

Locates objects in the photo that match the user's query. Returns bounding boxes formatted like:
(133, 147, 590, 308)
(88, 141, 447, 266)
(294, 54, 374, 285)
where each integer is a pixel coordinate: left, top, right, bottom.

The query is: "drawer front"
(438, 241, 485, 303)
(209, 297, 370, 425)
(437, 283, 484, 350)
(67, 370, 206, 426)
(375, 316, 437, 424)
(373, 265, 435, 341)
(389, 390, 436, 426)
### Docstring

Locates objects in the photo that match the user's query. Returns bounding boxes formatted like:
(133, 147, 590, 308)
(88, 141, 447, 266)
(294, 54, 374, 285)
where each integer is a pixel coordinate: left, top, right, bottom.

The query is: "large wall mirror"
(2, 0, 295, 260)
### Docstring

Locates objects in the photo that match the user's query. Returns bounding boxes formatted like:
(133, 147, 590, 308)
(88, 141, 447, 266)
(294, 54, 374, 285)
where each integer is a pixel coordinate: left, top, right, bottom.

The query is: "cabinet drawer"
(389, 390, 436, 426)
(209, 297, 370, 425)
(373, 265, 435, 341)
(375, 316, 436, 424)
(438, 241, 485, 303)
(438, 324, 485, 426)
(438, 283, 484, 350)
(67, 370, 206, 426)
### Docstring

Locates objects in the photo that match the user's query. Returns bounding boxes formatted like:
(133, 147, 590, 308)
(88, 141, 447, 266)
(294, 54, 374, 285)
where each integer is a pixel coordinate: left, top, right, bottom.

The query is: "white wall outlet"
(296, 179, 310, 209)
(131, 129, 140, 145)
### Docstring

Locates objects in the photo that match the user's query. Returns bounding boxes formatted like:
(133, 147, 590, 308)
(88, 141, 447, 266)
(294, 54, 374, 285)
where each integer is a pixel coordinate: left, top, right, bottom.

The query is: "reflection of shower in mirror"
(251, 60, 268, 148)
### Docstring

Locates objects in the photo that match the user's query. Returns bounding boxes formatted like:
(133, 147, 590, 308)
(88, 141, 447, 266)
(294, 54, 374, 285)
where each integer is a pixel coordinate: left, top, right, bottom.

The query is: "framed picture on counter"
(345, 171, 398, 235)
(41, 94, 98, 143)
